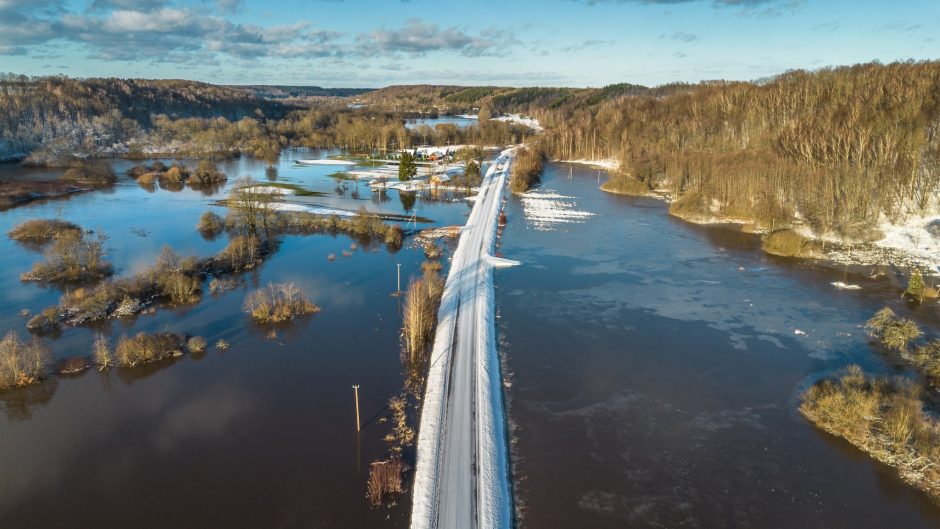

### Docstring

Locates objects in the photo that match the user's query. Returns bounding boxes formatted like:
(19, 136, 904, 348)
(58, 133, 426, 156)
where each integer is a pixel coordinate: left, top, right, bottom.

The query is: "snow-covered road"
(410, 149, 515, 529)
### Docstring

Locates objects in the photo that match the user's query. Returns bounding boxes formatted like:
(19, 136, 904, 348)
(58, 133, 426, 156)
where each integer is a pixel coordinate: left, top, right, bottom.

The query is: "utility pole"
(352, 385, 361, 432)
(397, 263, 401, 293)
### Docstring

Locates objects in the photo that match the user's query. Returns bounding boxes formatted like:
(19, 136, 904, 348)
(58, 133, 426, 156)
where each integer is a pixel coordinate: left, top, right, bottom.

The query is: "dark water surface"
(0, 151, 475, 528)
(497, 163, 940, 528)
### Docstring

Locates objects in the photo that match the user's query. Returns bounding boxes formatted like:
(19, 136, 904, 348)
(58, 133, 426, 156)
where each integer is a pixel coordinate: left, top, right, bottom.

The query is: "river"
(497, 162, 940, 528)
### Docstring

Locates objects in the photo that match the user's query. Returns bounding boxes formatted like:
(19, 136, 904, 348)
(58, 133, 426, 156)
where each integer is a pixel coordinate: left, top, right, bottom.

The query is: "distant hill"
(230, 85, 374, 100)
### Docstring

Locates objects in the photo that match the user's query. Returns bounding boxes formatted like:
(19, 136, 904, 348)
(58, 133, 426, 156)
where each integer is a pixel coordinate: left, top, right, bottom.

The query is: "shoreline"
(598, 178, 940, 283)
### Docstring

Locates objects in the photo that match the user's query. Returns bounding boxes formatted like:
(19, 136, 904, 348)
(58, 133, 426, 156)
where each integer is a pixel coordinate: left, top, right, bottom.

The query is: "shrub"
(158, 271, 201, 305)
(0, 331, 50, 390)
(161, 164, 188, 183)
(197, 211, 225, 237)
(244, 282, 319, 323)
(866, 307, 921, 352)
(366, 458, 403, 506)
(265, 165, 278, 180)
(761, 229, 823, 258)
(189, 160, 227, 186)
(213, 235, 263, 273)
(59, 357, 89, 374)
(114, 332, 186, 367)
(26, 307, 61, 334)
(8, 219, 82, 246)
(61, 160, 116, 187)
(801, 366, 940, 500)
(21, 231, 112, 283)
(187, 336, 207, 354)
(401, 270, 444, 364)
(215, 339, 230, 351)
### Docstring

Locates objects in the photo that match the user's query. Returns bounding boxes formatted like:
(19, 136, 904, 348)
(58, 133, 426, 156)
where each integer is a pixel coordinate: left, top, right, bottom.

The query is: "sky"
(0, 0, 938, 88)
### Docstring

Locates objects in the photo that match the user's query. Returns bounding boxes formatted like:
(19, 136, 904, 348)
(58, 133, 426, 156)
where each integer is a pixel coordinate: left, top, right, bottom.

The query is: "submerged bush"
(401, 268, 445, 364)
(189, 160, 227, 186)
(801, 366, 940, 500)
(114, 332, 186, 367)
(21, 231, 112, 283)
(761, 229, 823, 258)
(61, 160, 116, 187)
(866, 307, 921, 353)
(197, 211, 225, 238)
(0, 332, 50, 390)
(187, 336, 207, 355)
(8, 219, 82, 246)
(244, 282, 319, 323)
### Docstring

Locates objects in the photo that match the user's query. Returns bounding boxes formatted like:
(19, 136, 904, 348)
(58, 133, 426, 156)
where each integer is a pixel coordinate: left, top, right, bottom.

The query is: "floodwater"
(0, 150, 475, 528)
(497, 163, 940, 528)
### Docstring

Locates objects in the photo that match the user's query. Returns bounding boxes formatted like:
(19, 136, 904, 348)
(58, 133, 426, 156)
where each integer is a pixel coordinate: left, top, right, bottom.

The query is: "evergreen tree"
(905, 270, 926, 303)
(399, 151, 417, 181)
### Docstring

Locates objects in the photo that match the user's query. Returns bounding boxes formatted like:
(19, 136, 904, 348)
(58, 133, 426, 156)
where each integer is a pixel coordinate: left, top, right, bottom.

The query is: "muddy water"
(497, 163, 940, 528)
(0, 151, 474, 528)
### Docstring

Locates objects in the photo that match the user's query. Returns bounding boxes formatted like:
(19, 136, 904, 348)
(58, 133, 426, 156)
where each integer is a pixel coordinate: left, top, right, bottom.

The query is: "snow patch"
(560, 158, 620, 170)
(491, 114, 543, 132)
(831, 281, 862, 290)
(873, 212, 940, 272)
(293, 159, 358, 166)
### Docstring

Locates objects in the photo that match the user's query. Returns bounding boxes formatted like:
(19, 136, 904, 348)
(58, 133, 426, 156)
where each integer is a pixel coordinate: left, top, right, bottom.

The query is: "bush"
(761, 229, 823, 258)
(197, 211, 225, 237)
(114, 332, 186, 367)
(905, 270, 927, 302)
(61, 160, 116, 187)
(158, 271, 201, 305)
(21, 231, 112, 283)
(8, 219, 82, 246)
(401, 269, 444, 364)
(213, 235, 263, 273)
(189, 160, 227, 186)
(866, 307, 921, 352)
(244, 282, 319, 323)
(801, 366, 940, 500)
(187, 336, 207, 354)
(0, 331, 50, 390)
(58, 357, 89, 374)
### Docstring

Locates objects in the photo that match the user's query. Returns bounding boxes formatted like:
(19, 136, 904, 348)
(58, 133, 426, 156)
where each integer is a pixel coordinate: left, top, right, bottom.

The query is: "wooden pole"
(353, 385, 361, 432)
(396, 263, 401, 293)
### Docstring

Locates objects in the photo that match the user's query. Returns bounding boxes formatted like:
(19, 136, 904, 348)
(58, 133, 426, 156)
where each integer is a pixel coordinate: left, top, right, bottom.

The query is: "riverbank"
(595, 170, 940, 282)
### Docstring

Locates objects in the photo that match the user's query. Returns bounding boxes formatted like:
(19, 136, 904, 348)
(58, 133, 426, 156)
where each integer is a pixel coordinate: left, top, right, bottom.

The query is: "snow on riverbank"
(293, 159, 357, 166)
(492, 114, 543, 132)
(560, 158, 620, 170)
(873, 213, 940, 272)
(520, 189, 595, 231)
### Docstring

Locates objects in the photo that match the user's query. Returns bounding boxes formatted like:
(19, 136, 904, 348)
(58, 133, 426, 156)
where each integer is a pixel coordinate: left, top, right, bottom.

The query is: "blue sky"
(1, 0, 938, 87)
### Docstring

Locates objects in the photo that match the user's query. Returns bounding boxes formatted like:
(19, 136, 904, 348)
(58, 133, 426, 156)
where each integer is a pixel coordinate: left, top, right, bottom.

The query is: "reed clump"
(801, 365, 940, 500)
(0, 331, 50, 390)
(366, 458, 403, 507)
(244, 282, 319, 323)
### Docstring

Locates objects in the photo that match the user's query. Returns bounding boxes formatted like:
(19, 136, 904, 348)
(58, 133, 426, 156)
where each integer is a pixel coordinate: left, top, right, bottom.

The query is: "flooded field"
(0, 151, 475, 528)
(497, 163, 940, 528)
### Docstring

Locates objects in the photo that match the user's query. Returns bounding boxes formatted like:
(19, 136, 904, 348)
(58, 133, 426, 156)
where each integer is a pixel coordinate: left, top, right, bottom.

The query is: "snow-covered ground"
(491, 114, 543, 132)
(559, 158, 620, 170)
(410, 148, 515, 529)
(293, 159, 357, 166)
(520, 189, 595, 231)
(873, 212, 940, 272)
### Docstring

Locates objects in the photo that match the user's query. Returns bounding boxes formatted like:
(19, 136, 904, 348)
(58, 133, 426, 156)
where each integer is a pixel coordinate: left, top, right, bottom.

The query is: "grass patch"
(0, 331, 50, 390)
(61, 159, 117, 187)
(248, 182, 327, 197)
(801, 365, 940, 501)
(244, 282, 319, 324)
(8, 219, 83, 247)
